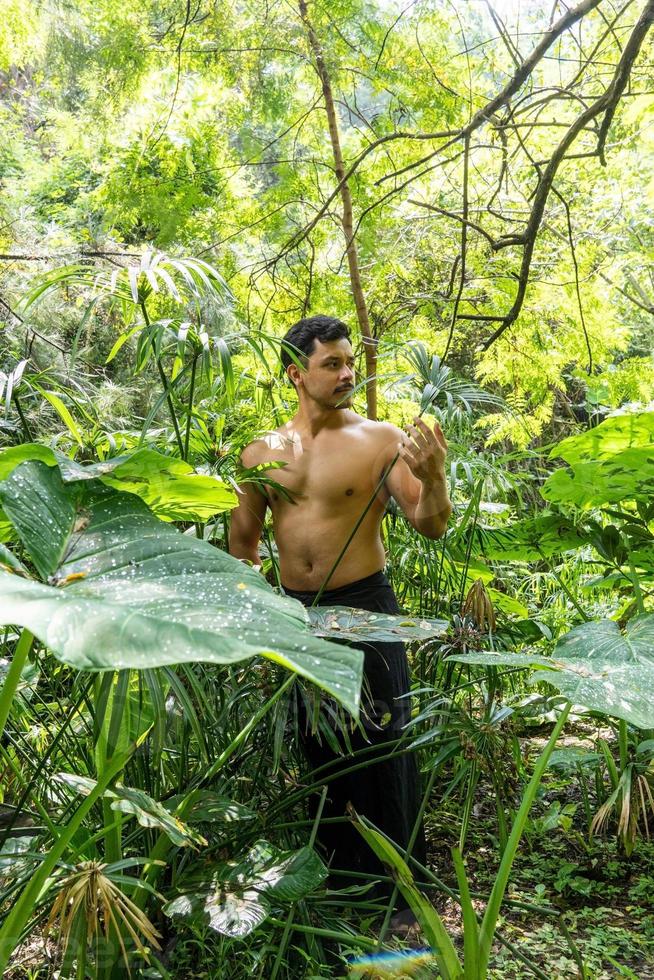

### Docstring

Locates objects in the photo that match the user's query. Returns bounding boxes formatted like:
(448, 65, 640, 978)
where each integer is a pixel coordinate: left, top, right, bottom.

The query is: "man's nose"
(339, 366, 355, 383)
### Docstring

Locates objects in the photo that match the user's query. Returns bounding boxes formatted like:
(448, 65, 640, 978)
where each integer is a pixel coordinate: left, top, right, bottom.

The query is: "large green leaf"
(98, 449, 237, 521)
(452, 614, 654, 729)
(465, 513, 586, 561)
(308, 607, 447, 643)
(0, 444, 56, 481)
(552, 412, 654, 464)
(0, 444, 236, 522)
(0, 462, 363, 715)
(542, 451, 654, 508)
(0, 460, 77, 579)
(164, 840, 327, 938)
(543, 413, 654, 508)
(57, 773, 207, 848)
(547, 617, 654, 728)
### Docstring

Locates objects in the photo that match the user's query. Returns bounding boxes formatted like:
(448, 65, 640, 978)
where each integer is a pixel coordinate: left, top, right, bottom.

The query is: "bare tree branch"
(442, 133, 471, 362)
(480, 0, 654, 349)
(408, 199, 497, 246)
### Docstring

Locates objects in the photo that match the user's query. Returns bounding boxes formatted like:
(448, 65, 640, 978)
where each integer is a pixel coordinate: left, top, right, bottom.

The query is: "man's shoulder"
(240, 426, 294, 467)
(353, 417, 402, 443)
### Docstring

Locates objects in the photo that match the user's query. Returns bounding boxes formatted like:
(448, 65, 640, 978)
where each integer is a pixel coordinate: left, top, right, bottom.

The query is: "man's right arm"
(228, 444, 268, 567)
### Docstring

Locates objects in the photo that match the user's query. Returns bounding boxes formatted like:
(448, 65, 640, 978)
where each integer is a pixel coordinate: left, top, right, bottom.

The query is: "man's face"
(291, 337, 356, 409)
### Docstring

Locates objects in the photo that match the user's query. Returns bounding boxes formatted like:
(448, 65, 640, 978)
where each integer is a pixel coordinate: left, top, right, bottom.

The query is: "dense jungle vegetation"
(1, 0, 654, 977)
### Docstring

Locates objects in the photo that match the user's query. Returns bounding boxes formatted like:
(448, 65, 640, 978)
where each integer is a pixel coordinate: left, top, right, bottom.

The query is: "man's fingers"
(412, 416, 448, 452)
(432, 420, 448, 449)
(414, 417, 436, 443)
(398, 441, 418, 466)
(405, 423, 429, 448)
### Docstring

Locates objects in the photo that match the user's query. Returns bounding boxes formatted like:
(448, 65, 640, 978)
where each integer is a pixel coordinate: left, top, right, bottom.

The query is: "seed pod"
(462, 578, 496, 633)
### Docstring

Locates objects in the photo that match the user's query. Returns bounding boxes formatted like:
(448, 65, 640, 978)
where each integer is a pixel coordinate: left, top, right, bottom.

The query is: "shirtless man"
(229, 315, 451, 924)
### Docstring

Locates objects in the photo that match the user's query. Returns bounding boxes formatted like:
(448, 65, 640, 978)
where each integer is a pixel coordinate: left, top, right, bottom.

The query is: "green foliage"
(466, 513, 587, 562)
(543, 412, 654, 507)
(0, 442, 237, 521)
(0, 460, 364, 713)
(57, 773, 207, 848)
(454, 614, 654, 729)
(307, 606, 447, 643)
(1, 2, 654, 977)
(164, 840, 328, 938)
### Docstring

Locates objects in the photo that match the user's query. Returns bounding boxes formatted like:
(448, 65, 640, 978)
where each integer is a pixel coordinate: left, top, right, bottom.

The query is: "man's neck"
(292, 401, 356, 439)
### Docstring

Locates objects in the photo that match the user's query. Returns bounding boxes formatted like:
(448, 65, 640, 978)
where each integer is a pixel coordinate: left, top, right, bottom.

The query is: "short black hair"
(280, 315, 351, 371)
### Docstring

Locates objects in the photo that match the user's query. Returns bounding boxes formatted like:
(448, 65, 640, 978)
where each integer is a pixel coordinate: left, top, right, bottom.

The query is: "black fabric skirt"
(283, 570, 427, 896)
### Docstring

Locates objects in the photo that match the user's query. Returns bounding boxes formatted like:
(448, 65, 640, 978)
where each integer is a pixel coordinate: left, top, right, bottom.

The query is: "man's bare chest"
(263, 436, 388, 508)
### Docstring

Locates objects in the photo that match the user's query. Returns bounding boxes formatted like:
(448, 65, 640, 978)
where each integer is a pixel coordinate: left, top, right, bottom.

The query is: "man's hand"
(398, 417, 448, 485)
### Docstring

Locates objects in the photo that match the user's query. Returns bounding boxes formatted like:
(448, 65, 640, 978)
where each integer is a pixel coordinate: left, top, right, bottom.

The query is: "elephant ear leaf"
(56, 773, 207, 848)
(308, 606, 447, 643)
(163, 840, 327, 938)
(0, 461, 363, 716)
(0, 461, 78, 580)
(0, 443, 237, 523)
(97, 448, 237, 521)
(545, 615, 654, 729)
(453, 615, 654, 730)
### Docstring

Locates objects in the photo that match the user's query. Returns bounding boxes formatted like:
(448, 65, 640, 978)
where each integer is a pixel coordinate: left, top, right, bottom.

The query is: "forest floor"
(6, 732, 654, 979)
(421, 731, 654, 979)
(425, 814, 654, 979)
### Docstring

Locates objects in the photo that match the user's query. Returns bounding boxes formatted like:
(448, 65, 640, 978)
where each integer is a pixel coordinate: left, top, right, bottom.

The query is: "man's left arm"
(384, 417, 452, 539)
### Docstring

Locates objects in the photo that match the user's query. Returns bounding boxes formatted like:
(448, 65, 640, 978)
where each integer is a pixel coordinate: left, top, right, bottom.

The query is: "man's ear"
(286, 363, 302, 389)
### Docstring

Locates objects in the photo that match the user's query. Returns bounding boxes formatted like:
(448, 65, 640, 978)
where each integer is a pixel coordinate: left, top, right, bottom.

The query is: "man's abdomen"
(273, 502, 387, 591)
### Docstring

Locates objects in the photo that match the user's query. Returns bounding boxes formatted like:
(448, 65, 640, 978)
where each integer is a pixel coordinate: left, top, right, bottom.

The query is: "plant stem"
(557, 915, 587, 979)
(0, 677, 94, 847)
(270, 786, 327, 980)
(0, 745, 59, 838)
(196, 673, 296, 790)
(96, 672, 129, 867)
(184, 354, 198, 460)
(618, 719, 629, 772)
(0, 630, 34, 742)
(376, 757, 440, 947)
(628, 560, 645, 614)
(493, 933, 549, 980)
(478, 702, 572, 976)
(267, 917, 378, 951)
(12, 394, 33, 441)
(452, 846, 479, 979)
(136, 675, 296, 906)
(139, 299, 185, 456)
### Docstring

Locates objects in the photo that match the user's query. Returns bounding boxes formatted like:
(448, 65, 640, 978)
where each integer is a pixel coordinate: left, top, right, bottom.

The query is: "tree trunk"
(298, 0, 378, 420)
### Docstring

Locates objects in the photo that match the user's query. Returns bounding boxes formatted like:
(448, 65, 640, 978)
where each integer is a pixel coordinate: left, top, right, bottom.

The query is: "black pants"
(283, 570, 427, 898)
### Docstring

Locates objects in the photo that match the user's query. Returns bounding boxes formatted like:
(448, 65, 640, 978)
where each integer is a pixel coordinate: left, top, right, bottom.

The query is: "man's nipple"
(345, 488, 354, 496)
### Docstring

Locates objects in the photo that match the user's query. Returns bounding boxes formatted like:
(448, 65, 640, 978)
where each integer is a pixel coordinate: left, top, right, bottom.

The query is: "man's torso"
(251, 413, 398, 590)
